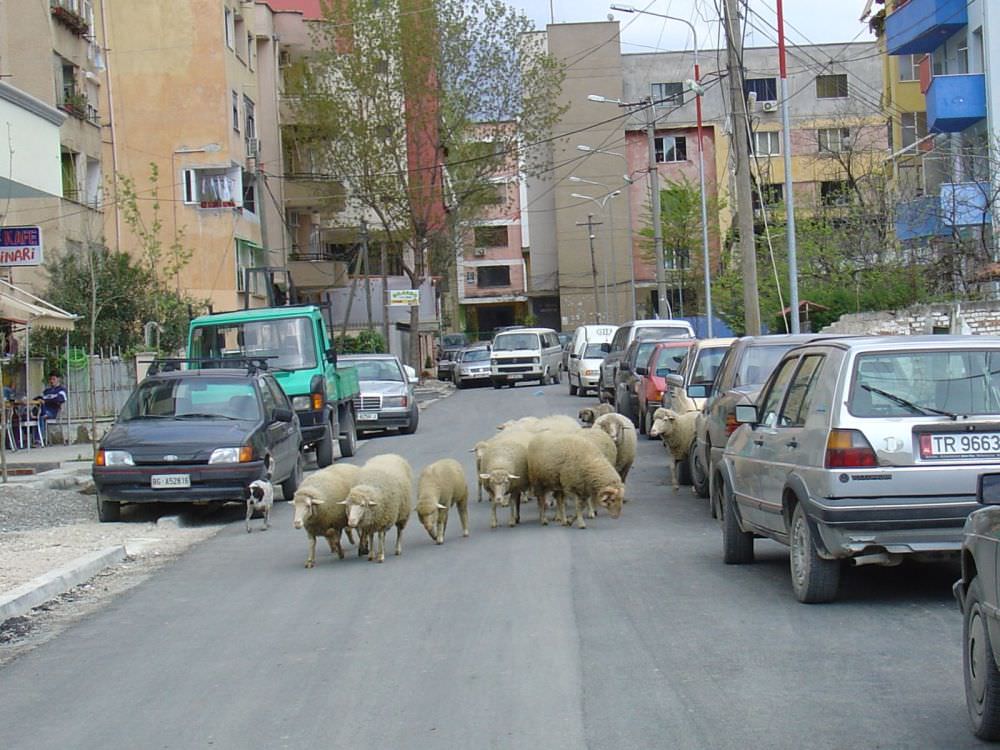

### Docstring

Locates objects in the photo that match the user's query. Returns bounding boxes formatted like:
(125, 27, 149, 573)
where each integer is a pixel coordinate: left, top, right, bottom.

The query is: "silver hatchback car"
(716, 335, 1000, 603)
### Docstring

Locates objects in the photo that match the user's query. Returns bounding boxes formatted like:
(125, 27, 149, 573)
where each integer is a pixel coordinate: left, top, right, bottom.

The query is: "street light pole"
(776, 0, 801, 332)
(572, 189, 622, 324)
(645, 98, 670, 318)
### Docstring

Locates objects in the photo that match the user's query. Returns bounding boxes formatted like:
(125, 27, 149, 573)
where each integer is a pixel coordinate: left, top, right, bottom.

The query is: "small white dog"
(246, 462, 274, 533)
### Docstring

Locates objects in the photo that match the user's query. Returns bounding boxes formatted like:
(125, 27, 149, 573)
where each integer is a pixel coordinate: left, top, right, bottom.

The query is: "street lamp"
(609, 5, 713, 336)
(572, 187, 622, 322)
(577, 144, 638, 319)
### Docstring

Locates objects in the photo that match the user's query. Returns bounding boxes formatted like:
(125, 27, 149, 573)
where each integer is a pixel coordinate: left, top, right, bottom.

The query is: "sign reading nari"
(0, 226, 43, 266)
(389, 289, 420, 306)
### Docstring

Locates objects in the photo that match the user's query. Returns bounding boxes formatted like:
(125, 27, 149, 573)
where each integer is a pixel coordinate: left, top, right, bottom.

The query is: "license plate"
(358, 412, 378, 421)
(508, 374, 523, 380)
(151, 474, 191, 489)
(922, 432, 1000, 458)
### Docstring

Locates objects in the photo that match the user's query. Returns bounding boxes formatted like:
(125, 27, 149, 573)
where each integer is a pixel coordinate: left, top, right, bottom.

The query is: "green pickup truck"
(187, 305, 360, 466)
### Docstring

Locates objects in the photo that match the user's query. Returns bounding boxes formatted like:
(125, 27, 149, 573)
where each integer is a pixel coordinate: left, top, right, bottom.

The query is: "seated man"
(34, 372, 67, 443)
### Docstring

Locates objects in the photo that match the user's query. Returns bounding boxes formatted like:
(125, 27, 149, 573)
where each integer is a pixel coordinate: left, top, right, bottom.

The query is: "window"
(182, 166, 241, 207)
(473, 225, 508, 247)
(818, 127, 851, 154)
(232, 91, 240, 132)
(752, 130, 781, 156)
(654, 135, 687, 163)
(752, 183, 784, 211)
(778, 355, 825, 428)
(815, 74, 849, 99)
(61, 150, 79, 201)
(235, 239, 266, 294)
(247, 31, 255, 71)
(956, 33, 969, 75)
(244, 96, 256, 141)
(651, 82, 684, 105)
(744, 77, 777, 103)
(758, 357, 799, 428)
(234, 11, 247, 61)
(241, 170, 256, 214)
(84, 157, 101, 207)
(900, 111, 927, 149)
(224, 7, 234, 49)
(465, 271, 476, 285)
(477, 266, 511, 287)
(820, 181, 851, 206)
(899, 53, 922, 82)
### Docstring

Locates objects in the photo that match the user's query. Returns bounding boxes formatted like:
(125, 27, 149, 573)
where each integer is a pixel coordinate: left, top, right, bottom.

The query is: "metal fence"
(26, 347, 137, 420)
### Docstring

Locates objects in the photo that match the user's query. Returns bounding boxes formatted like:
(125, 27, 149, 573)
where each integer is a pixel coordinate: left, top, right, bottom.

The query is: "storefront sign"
(0, 226, 42, 266)
(389, 289, 420, 306)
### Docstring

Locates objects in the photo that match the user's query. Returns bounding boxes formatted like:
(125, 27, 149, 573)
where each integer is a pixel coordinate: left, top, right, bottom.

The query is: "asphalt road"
(0, 380, 989, 749)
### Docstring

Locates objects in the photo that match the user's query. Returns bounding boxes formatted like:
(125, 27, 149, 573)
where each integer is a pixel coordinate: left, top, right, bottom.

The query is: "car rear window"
(351, 359, 404, 382)
(736, 344, 794, 387)
(122, 379, 260, 421)
(493, 333, 540, 351)
(849, 350, 1000, 418)
(462, 349, 490, 362)
(635, 326, 690, 340)
(583, 343, 607, 358)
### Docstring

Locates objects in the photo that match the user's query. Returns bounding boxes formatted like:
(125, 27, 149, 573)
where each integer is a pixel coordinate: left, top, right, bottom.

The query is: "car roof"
(143, 368, 260, 382)
(340, 353, 400, 361)
(736, 333, 843, 346)
(804, 335, 1000, 352)
(493, 327, 555, 334)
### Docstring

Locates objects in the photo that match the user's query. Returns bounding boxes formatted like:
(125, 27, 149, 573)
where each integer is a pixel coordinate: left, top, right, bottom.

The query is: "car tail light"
(825, 429, 878, 468)
(725, 412, 739, 436)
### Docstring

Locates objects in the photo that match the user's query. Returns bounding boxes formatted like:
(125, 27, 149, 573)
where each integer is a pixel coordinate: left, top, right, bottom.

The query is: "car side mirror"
(570, 353, 580, 359)
(978, 473, 1000, 505)
(655, 367, 672, 377)
(734, 404, 757, 425)
(601, 342, 611, 353)
(664, 373, 684, 389)
(272, 407, 294, 423)
(635, 366, 648, 376)
(687, 384, 709, 399)
(325, 349, 338, 366)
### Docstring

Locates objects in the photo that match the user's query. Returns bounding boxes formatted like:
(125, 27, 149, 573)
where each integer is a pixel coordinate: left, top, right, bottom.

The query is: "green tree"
(287, 0, 565, 366)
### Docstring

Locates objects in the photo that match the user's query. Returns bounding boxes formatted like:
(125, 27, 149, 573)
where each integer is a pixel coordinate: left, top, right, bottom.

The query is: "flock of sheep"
(281, 409, 642, 568)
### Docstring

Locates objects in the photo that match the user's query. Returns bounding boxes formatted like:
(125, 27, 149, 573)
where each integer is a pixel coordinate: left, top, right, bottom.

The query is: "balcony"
(894, 196, 947, 241)
(925, 73, 987, 133)
(886, 0, 967, 56)
(940, 182, 992, 227)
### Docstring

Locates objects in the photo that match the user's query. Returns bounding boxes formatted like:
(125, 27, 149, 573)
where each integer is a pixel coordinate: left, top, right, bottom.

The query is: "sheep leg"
(537, 490, 549, 526)
(367, 529, 376, 561)
(395, 523, 405, 556)
(378, 529, 388, 562)
(490, 499, 498, 529)
(477, 479, 483, 503)
(555, 491, 568, 526)
(358, 530, 369, 557)
(436, 508, 448, 545)
(587, 495, 597, 519)
(671, 459, 680, 492)
(305, 534, 317, 568)
(513, 489, 521, 526)
(326, 529, 344, 559)
(574, 494, 587, 529)
(345, 527, 356, 546)
(458, 498, 470, 538)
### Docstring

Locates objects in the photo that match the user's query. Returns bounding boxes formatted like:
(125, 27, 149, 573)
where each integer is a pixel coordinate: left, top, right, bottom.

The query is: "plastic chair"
(19, 406, 44, 449)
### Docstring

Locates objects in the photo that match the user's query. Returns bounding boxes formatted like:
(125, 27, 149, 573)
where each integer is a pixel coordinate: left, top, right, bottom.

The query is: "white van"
(566, 324, 617, 396)
(490, 327, 563, 387)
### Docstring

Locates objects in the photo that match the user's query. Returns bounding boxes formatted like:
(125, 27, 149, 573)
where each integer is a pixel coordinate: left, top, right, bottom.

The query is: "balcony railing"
(894, 182, 992, 240)
(886, 0, 967, 56)
(50, 0, 90, 37)
(925, 73, 987, 133)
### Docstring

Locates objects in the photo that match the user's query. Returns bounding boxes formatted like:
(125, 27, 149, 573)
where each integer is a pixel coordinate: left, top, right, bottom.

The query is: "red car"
(635, 340, 691, 435)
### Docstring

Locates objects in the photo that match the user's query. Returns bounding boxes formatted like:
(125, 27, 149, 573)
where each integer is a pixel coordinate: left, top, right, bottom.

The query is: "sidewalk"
(0, 441, 93, 482)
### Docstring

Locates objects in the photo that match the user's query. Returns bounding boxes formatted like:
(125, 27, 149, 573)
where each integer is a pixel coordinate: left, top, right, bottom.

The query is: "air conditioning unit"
(760, 101, 779, 113)
(473, 247, 486, 257)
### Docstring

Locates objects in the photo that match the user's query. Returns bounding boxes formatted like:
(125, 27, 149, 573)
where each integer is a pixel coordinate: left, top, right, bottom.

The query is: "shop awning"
(0, 279, 77, 330)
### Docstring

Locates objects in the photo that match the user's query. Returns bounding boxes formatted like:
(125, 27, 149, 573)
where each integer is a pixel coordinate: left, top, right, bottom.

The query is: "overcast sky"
(506, 0, 874, 55)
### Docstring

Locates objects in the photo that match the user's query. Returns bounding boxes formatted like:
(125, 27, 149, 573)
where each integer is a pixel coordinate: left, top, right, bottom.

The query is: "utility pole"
(577, 214, 603, 323)
(361, 219, 373, 332)
(776, 0, 800, 333)
(645, 99, 671, 319)
(380, 242, 390, 352)
(723, 0, 762, 335)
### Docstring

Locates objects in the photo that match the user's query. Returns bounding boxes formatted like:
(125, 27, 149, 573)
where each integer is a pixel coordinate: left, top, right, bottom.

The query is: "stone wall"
(821, 302, 1000, 336)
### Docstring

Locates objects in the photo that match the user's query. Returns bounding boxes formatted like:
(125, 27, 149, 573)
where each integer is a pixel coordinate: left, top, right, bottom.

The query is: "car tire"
(638, 406, 647, 435)
(690, 442, 709, 498)
(337, 410, 357, 458)
(569, 377, 578, 396)
(316, 422, 335, 468)
(789, 503, 840, 603)
(96, 492, 120, 523)
(401, 406, 419, 434)
(964, 576, 1000, 740)
(280, 454, 304, 500)
(721, 475, 754, 564)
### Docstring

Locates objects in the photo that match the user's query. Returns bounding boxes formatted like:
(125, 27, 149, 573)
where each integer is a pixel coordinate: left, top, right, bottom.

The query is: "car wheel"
(337, 410, 357, 458)
(569, 376, 578, 396)
(964, 576, 1000, 740)
(96, 492, 120, 523)
(401, 406, 419, 434)
(280, 454, 304, 500)
(690, 442, 709, 498)
(789, 503, 840, 603)
(721, 475, 754, 564)
(316, 422, 335, 468)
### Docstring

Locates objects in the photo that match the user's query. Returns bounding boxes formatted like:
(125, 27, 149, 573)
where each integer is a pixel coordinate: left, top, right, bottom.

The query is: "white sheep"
(649, 407, 699, 491)
(291, 463, 361, 568)
(341, 454, 413, 563)
(593, 412, 638, 484)
(471, 440, 489, 502)
(497, 414, 580, 434)
(416, 458, 469, 544)
(527, 432, 625, 529)
(479, 430, 532, 528)
(578, 428, 618, 517)
(578, 403, 613, 427)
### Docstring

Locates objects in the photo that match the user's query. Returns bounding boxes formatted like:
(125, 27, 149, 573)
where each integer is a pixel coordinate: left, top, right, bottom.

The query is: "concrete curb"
(0, 545, 127, 623)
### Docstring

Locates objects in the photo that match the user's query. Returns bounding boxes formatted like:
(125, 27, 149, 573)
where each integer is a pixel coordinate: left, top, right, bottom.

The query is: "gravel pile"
(0, 484, 95, 532)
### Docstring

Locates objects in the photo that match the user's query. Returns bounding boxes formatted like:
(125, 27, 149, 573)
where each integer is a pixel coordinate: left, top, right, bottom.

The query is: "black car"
(92, 361, 304, 522)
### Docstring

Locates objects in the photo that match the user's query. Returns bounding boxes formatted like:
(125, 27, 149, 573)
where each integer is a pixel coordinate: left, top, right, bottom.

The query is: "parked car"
(717, 335, 1000, 603)
(656, 338, 735, 450)
(566, 324, 617, 397)
(598, 319, 695, 404)
(452, 344, 492, 388)
(490, 327, 563, 387)
(635, 341, 691, 436)
(92, 360, 304, 522)
(437, 332, 469, 377)
(436, 348, 460, 381)
(341, 353, 419, 435)
(690, 334, 834, 501)
(955, 472, 1000, 741)
(558, 332, 572, 375)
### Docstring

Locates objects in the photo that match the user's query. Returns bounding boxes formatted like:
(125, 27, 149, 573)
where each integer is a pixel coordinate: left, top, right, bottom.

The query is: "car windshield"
(655, 347, 686, 373)
(633, 341, 660, 366)
(442, 334, 467, 348)
(849, 350, 1000, 417)
(493, 333, 539, 351)
(120, 378, 260, 421)
(583, 343, 608, 358)
(351, 359, 404, 382)
(635, 326, 690, 340)
(736, 344, 794, 387)
(691, 347, 728, 385)
(190, 317, 318, 371)
(462, 349, 490, 362)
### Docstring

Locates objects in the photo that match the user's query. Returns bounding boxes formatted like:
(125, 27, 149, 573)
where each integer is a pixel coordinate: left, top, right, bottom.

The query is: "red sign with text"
(0, 226, 43, 266)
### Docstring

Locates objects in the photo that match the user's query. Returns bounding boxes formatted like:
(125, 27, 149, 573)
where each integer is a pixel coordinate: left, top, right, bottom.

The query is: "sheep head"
(342, 485, 379, 528)
(480, 469, 519, 507)
(597, 483, 625, 519)
(648, 408, 677, 439)
(291, 488, 324, 530)
(596, 416, 624, 442)
(577, 407, 595, 426)
(417, 499, 449, 539)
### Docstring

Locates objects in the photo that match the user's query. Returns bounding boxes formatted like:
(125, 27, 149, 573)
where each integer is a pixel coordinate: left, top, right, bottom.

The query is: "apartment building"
(882, 0, 997, 268)
(525, 21, 886, 330)
(0, 0, 105, 299)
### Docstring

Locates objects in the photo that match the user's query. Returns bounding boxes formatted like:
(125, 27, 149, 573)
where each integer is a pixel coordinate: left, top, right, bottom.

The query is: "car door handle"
(785, 439, 798, 449)
(753, 438, 764, 447)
